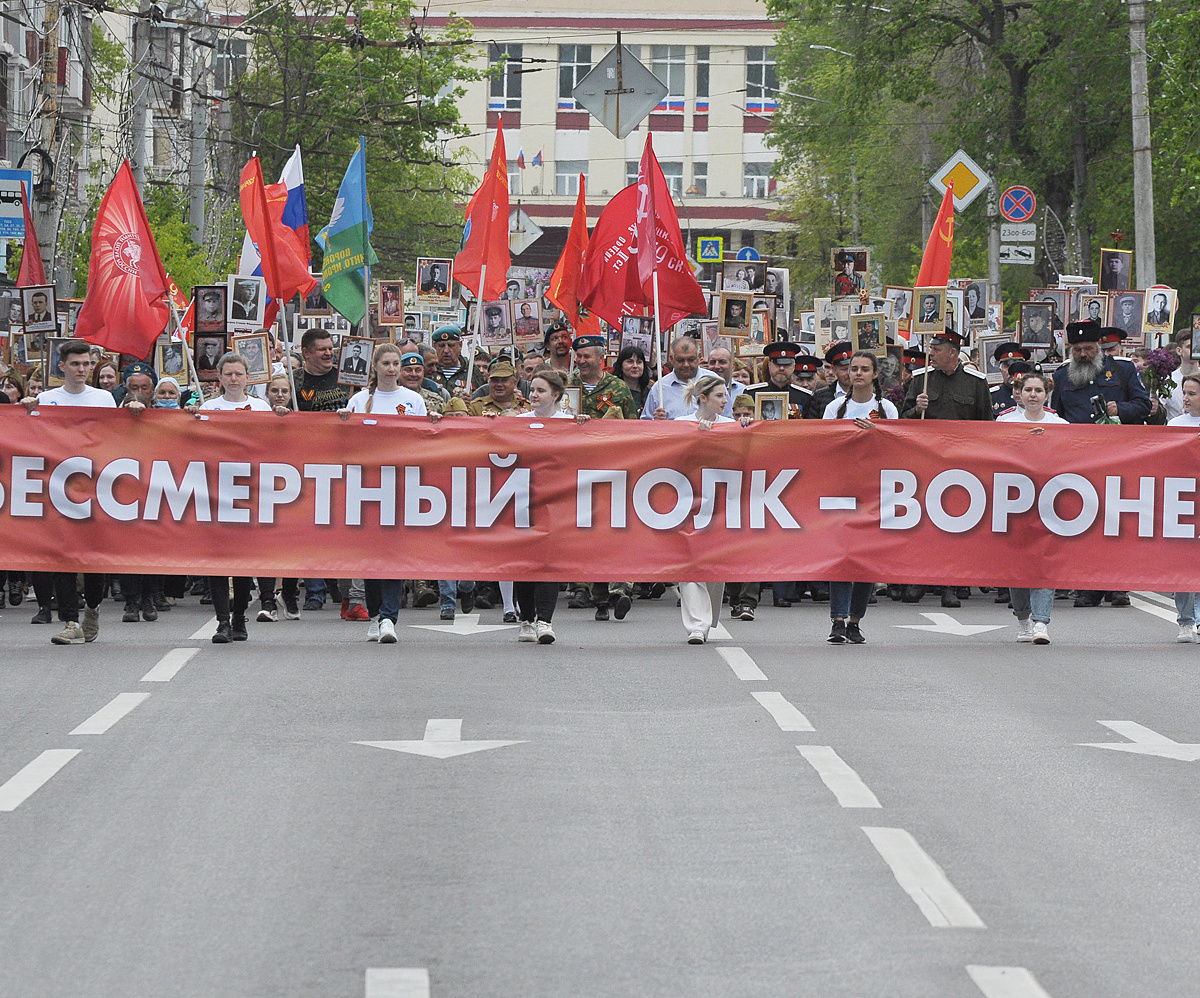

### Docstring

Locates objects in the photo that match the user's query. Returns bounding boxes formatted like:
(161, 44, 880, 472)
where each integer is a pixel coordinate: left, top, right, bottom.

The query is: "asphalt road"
(2, 586, 1198, 997)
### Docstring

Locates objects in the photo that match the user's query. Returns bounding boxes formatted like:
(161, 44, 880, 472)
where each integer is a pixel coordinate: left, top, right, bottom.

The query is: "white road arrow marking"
(896, 612, 1006, 637)
(967, 965, 1054, 998)
(355, 719, 527, 760)
(1079, 720, 1200, 761)
(408, 613, 517, 636)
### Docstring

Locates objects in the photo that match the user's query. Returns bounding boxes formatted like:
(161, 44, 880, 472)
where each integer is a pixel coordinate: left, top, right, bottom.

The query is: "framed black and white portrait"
(227, 275, 267, 329)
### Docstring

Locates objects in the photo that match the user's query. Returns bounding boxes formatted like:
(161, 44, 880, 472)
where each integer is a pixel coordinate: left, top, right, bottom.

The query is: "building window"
(489, 43, 523, 111)
(0, 55, 8, 161)
(555, 160, 586, 196)
(626, 161, 638, 188)
(746, 46, 778, 110)
(214, 38, 248, 93)
(627, 160, 684, 196)
(507, 159, 521, 194)
(744, 162, 772, 198)
(651, 45, 685, 110)
(695, 46, 710, 111)
(691, 162, 707, 197)
(558, 44, 591, 108)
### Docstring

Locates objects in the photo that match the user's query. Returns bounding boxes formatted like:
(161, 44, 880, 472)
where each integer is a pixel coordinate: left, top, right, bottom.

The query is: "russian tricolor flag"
(239, 145, 311, 281)
(532, 150, 542, 167)
(517, 147, 526, 169)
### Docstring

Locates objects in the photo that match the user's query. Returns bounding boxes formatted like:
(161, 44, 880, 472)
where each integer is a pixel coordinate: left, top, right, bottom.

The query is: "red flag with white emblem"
(75, 161, 170, 357)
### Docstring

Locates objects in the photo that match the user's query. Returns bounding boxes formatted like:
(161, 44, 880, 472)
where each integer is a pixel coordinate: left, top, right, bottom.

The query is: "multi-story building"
(428, 0, 781, 274)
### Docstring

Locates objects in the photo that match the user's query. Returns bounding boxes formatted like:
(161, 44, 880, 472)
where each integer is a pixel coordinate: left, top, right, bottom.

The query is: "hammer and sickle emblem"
(939, 216, 954, 247)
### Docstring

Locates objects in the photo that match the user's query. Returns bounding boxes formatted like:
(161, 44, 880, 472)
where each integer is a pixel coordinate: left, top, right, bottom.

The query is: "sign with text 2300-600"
(0, 169, 33, 239)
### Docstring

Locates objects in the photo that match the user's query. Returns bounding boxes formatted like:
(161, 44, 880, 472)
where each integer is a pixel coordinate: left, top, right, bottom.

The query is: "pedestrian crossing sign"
(697, 237, 723, 263)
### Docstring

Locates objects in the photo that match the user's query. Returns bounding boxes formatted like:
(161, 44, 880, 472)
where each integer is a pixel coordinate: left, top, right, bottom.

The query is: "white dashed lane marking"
(365, 968, 430, 997)
(797, 746, 881, 808)
(751, 691, 814, 732)
(967, 965, 1054, 997)
(862, 826, 985, 928)
(0, 750, 80, 812)
(189, 618, 218, 641)
(69, 693, 151, 735)
(141, 648, 198, 682)
(718, 647, 767, 681)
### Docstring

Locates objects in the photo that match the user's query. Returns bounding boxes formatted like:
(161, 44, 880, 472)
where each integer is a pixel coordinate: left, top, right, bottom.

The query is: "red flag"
(165, 274, 193, 343)
(545, 176, 601, 337)
(74, 161, 170, 357)
(454, 127, 511, 301)
(634, 136, 660, 293)
(579, 184, 705, 333)
(239, 157, 316, 305)
(16, 181, 47, 287)
(915, 182, 955, 288)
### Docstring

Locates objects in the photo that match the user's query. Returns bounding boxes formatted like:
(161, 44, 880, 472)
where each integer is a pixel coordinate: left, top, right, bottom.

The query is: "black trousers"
(121, 574, 163, 604)
(54, 572, 104, 622)
(514, 582, 557, 622)
(256, 577, 298, 606)
(208, 576, 253, 620)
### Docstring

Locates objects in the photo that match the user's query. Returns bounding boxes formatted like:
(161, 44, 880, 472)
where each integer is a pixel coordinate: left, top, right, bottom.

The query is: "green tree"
(228, 0, 482, 282)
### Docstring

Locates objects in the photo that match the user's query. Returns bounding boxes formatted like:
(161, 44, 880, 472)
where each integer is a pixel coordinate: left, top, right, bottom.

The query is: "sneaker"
(503, 611, 519, 623)
(518, 620, 537, 642)
(345, 604, 369, 622)
(379, 619, 397, 644)
(31, 605, 52, 624)
(140, 598, 158, 622)
(122, 602, 140, 623)
(367, 619, 381, 641)
(155, 595, 173, 611)
(212, 620, 232, 644)
(613, 594, 632, 620)
(536, 621, 556, 644)
(8, 582, 23, 606)
(257, 607, 278, 622)
(460, 591, 475, 615)
(739, 606, 756, 622)
(687, 630, 705, 644)
(283, 597, 301, 620)
(51, 621, 85, 645)
(845, 622, 865, 644)
(595, 606, 610, 621)
(82, 607, 100, 643)
(1177, 624, 1196, 644)
(827, 619, 846, 644)
(729, 604, 743, 618)
(414, 588, 438, 608)
(303, 597, 323, 611)
(230, 615, 248, 641)
(1032, 621, 1051, 645)
(440, 607, 455, 621)
(340, 600, 351, 620)
(1016, 618, 1034, 642)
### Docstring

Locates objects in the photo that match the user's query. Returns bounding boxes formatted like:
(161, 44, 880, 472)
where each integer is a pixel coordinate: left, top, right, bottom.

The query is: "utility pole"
(987, 179, 1001, 307)
(130, 1, 153, 187)
(1128, 0, 1156, 288)
(37, 0, 60, 282)
(187, 3, 210, 243)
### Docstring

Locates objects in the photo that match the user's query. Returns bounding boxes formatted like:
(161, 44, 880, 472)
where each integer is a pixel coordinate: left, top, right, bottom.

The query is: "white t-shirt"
(822, 396, 898, 420)
(345, 386, 427, 416)
(36, 385, 116, 408)
(199, 395, 273, 412)
(996, 407, 1068, 424)
(517, 409, 574, 419)
(674, 412, 735, 423)
(1167, 412, 1200, 427)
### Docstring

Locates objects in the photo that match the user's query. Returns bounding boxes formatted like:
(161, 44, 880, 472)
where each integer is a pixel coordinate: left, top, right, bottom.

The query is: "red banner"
(2, 408, 1199, 588)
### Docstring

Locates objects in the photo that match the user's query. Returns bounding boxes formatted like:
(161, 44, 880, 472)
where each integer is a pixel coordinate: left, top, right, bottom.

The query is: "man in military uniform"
(989, 341, 1032, 416)
(568, 333, 639, 419)
(398, 352, 445, 414)
(902, 327, 993, 607)
(428, 325, 488, 396)
(569, 333, 637, 619)
(1050, 320, 1151, 609)
(743, 342, 815, 418)
(803, 341, 854, 418)
(544, 320, 573, 375)
(467, 357, 531, 415)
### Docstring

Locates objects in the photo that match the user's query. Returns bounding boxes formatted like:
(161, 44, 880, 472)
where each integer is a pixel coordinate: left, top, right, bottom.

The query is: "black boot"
(140, 596, 158, 622)
(941, 587, 961, 608)
(212, 619, 232, 643)
(122, 601, 140, 623)
(231, 614, 248, 641)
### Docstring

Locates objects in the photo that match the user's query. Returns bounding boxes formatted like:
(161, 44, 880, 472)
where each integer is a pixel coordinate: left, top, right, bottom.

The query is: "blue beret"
(431, 325, 461, 343)
(123, 361, 157, 384)
(400, 352, 424, 367)
(572, 334, 605, 351)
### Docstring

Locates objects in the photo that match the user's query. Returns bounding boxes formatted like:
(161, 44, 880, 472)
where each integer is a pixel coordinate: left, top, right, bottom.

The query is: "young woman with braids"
(821, 351, 896, 643)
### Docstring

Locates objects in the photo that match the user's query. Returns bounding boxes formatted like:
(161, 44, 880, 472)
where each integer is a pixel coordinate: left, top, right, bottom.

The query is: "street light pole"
(1128, 0, 1156, 288)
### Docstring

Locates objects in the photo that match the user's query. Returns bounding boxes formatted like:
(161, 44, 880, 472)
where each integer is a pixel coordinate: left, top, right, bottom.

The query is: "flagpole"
(279, 306, 298, 409)
(465, 263, 485, 393)
(168, 300, 205, 403)
(652, 271, 664, 388)
(360, 136, 371, 342)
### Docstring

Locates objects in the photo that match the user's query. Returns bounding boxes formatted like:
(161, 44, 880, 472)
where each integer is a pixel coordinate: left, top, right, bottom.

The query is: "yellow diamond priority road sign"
(929, 150, 991, 212)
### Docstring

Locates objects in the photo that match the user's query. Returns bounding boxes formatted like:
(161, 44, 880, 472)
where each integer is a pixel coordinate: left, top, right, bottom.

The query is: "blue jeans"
(829, 581, 871, 620)
(1174, 592, 1198, 626)
(439, 580, 474, 611)
(365, 579, 403, 623)
(1011, 588, 1053, 623)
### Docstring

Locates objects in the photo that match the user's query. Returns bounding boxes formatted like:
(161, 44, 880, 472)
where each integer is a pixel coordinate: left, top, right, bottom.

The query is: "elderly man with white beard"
(1050, 319, 1151, 609)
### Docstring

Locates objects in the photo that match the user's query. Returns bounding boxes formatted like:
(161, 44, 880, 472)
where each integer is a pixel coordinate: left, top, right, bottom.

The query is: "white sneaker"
(82, 607, 100, 643)
(366, 619, 380, 641)
(687, 631, 705, 645)
(1032, 621, 1051, 645)
(1178, 624, 1196, 643)
(518, 620, 536, 642)
(536, 620, 555, 644)
(1016, 618, 1034, 643)
(379, 619, 397, 644)
(257, 607, 278, 622)
(51, 621, 85, 645)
